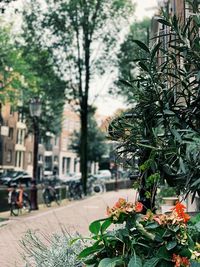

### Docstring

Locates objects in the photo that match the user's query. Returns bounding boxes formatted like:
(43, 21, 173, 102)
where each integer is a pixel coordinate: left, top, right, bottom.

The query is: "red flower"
(135, 202, 143, 212)
(172, 202, 190, 223)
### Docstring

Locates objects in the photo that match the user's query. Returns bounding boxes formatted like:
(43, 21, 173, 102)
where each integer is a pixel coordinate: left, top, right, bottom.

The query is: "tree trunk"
(80, 99, 88, 195)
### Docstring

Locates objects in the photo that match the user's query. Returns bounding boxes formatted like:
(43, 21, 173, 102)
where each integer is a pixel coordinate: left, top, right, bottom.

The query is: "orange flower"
(135, 202, 143, 212)
(115, 198, 126, 208)
(153, 215, 162, 225)
(172, 202, 190, 223)
(172, 254, 190, 267)
(107, 198, 144, 222)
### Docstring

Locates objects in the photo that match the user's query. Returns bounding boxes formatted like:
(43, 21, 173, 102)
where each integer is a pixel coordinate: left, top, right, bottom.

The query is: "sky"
(95, 0, 158, 116)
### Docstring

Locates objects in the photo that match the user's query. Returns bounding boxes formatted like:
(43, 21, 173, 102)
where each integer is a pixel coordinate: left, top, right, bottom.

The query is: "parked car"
(10, 176, 32, 187)
(60, 173, 82, 184)
(93, 170, 112, 180)
(0, 171, 32, 187)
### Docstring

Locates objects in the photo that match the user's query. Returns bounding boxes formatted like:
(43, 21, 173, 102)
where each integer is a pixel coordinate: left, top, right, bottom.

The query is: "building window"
(8, 128, 13, 139)
(62, 158, 65, 174)
(15, 151, 24, 168)
(39, 154, 43, 162)
(10, 106, 14, 115)
(18, 111, 25, 123)
(17, 129, 24, 145)
(66, 157, 71, 173)
(6, 150, 12, 163)
(54, 156, 58, 163)
(45, 138, 52, 151)
(54, 137, 58, 146)
(45, 156, 52, 171)
(74, 158, 78, 172)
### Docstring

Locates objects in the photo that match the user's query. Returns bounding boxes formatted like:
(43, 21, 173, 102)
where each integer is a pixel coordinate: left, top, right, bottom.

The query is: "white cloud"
(134, 0, 158, 21)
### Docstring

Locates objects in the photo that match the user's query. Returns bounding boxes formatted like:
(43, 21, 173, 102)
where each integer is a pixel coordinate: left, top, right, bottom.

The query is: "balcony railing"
(44, 144, 53, 151)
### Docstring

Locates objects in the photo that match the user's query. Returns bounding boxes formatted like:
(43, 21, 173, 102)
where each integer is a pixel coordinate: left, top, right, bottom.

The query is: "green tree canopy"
(18, 44, 67, 138)
(115, 18, 151, 102)
(0, 25, 28, 104)
(21, 0, 134, 194)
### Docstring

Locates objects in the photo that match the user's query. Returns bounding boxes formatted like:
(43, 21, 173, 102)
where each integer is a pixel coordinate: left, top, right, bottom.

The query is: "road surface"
(0, 189, 136, 267)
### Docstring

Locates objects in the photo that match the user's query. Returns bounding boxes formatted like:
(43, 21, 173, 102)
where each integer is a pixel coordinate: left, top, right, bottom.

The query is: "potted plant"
(157, 184, 178, 213)
(76, 198, 200, 266)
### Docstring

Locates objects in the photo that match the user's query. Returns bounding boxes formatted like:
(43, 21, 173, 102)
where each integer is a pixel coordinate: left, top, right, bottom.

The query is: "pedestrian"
(30, 180, 38, 210)
(16, 183, 24, 208)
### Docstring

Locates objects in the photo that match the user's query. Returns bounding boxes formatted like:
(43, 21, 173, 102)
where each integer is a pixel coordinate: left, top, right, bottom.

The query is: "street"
(0, 189, 136, 267)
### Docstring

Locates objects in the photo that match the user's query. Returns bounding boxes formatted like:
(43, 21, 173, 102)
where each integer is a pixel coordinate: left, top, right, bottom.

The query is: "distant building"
(0, 101, 80, 180)
(59, 102, 80, 178)
(0, 102, 33, 175)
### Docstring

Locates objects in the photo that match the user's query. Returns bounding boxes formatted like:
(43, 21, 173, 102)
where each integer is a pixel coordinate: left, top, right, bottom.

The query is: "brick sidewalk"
(0, 189, 135, 267)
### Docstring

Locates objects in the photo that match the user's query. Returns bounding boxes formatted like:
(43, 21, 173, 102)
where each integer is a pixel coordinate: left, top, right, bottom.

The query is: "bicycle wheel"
(92, 183, 104, 194)
(10, 203, 19, 216)
(55, 193, 61, 205)
(23, 199, 31, 213)
(43, 192, 51, 207)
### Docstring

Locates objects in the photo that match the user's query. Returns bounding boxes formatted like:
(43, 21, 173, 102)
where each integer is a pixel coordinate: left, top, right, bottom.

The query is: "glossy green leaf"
(157, 18, 171, 26)
(78, 244, 103, 258)
(98, 257, 124, 267)
(143, 257, 160, 267)
(119, 79, 133, 88)
(156, 246, 171, 261)
(171, 129, 182, 142)
(150, 42, 162, 62)
(132, 40, 150, 53)
(145, 222, 159, 229)
(101, 218, 112, 233)
(166, 240, 177, 251)
(128, 255, 142, 267)
(179, 157, 186, 173)
(158, 261, 173, 267)
(163, 109, 176, 116)
(89, 220, 101, 235)
(191, 178, 200, 187)
(138, 61, 149, 72)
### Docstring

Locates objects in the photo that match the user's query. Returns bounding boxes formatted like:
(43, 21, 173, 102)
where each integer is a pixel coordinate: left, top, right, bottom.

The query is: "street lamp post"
(0, 103, 9, 170)
(0, 103, 3, 168)
(29, 98, 42, 210)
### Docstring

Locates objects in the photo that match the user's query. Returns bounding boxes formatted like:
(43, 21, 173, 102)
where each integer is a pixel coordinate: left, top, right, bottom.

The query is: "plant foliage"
(109, 1, 200, 209)
(77, 199, 200, 267)
(21, 230, 85, 267)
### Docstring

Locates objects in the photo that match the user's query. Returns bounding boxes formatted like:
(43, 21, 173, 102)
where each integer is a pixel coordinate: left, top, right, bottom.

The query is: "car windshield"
(0, 171, 16, 178)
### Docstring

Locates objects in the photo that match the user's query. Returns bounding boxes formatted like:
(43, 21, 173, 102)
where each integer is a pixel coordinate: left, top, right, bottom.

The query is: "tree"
(21, 0, 134, 194)
(18, 45, 67, 138)
(0, 0, 17, 13)
(0, 26, 28, 105)
(115, 18, 151, 102)
(109, 0, 200, 211)
(71, 108, 108, 172)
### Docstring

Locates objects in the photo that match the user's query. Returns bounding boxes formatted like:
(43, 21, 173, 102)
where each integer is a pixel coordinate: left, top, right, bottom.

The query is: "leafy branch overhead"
(111, 2, 200, 207)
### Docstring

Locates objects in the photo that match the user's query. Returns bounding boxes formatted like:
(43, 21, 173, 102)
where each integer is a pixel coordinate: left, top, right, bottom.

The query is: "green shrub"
(21, 230, 85, 267)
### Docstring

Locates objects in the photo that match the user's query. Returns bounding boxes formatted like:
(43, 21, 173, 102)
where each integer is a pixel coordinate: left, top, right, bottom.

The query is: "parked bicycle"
(65, 175, 105, 200)
(66, 179, 83, 200)
(8, 184, 31, 216)
(42, 182, 61, 207)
